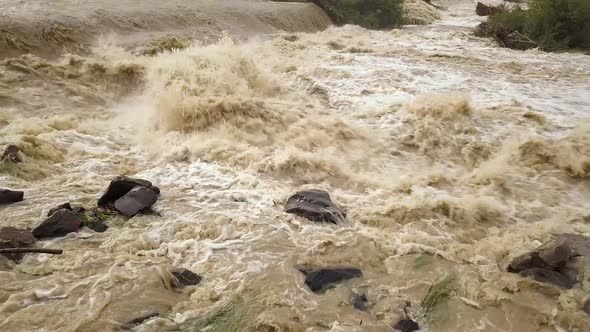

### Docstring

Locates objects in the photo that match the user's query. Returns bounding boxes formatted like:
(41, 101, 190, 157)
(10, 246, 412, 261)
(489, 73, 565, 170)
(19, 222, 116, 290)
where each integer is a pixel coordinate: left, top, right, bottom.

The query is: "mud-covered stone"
(32, 209, 83, 239)
(0, 189, 24, 205)
(0, 227, 36, 262)
(285, 189, 346, 224)
(301, 267, 362, 292)
(171, 268, 202, 288)
(1, 145, 23, 163)
(114, 186, 158, 217)
(393, 319, 420, 332)
(98, 176, 160, 208)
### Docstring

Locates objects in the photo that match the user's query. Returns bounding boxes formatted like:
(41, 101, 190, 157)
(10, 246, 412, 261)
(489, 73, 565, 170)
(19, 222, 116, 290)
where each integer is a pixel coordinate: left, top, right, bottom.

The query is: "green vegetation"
(311, 0, 404, 29)
(420, 275, 456, 314)
(171, 299, 251, 332)
(478, 0, 590, 51)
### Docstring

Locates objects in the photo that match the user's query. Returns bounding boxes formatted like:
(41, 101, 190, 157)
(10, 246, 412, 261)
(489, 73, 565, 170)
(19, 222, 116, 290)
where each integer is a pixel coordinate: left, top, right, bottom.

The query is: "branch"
(0, 248, 63, 255)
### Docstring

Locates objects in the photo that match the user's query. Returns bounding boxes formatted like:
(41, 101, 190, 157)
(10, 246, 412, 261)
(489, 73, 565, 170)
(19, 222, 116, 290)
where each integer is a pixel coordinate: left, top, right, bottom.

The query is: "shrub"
(312, 0, 404, 29)
(480, 0, 590, 51)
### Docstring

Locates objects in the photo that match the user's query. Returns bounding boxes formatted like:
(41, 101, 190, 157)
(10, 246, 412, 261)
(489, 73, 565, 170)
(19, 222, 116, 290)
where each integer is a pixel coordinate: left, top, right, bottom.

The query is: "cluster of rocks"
(285, 189, 420, 331)
(0, 176, 161, 263)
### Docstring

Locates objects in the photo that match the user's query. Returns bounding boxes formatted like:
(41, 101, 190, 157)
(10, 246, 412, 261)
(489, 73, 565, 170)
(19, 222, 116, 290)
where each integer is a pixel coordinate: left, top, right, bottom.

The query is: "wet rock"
(1, 145, 23, 163)
(393, 319, 420, 332)
(84, 210, 109, 232)
(520, 268, 575, 289)
(32, 209, 83, 239)
(48, 202, 73, 216)
(300, 267, 362, 292)
(0, 189, 24, 205)
(285, 189, 346, 224)
(171, 268, 202, 288)
(508, 234, 590, 289)
(0, 227, 36, 262)
(584, 299, 590, 316)
(114, 186, 158, 217)
(98, 176, 160, 208)
(350, 292, 368, 310)
(476, 2, 505, 16)
(508, 237, 572, 273)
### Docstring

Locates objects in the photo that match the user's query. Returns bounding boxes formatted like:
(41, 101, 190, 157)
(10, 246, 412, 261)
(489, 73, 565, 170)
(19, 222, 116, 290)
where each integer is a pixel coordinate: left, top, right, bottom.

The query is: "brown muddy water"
(1, 0, 590, 331)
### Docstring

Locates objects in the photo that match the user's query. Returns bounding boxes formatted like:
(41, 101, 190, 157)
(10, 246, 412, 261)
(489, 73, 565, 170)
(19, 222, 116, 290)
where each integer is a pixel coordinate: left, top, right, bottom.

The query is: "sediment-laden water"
(1, 1, 589, 331)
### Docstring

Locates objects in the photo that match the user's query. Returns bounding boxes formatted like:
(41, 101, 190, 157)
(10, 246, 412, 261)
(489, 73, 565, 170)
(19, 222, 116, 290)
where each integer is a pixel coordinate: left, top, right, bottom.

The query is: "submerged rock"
(115, 186, 158, 217)
(98, 176, 160, 216)
(350, 292, 368, 310)
(300, 267, 362, 292)
(0, 189, 24, 205)
(508, 234, 590, 289)
(0, 227, 36, 262)
(285, 190, 346, 224)
(32, 209, 83, 239)
(476, 2, 504, 16)
(171, 268, 202, 288)
(122, 312, 159, 329)
(1, 145, 23, 163)
(393, 319, 420, 332)
(584, 299, 590, 316)
(520, 267, 575, 289)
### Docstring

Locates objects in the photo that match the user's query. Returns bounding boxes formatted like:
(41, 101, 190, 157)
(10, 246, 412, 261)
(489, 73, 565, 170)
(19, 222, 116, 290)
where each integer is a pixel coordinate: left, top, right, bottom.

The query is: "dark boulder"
(98, 176, 160, 208)
(350, 292, 368, 310)
(300, 267, 362, 293)
(1, 145, 23, 163)
(171, 268, 202, 288)
(285, 190, 346, 224)
(0, 189, 24, 205)
(508, 234, 590, 289)
(0, 227, 36, 262)
(32, 209, 83, 239)
(114, 186, 158, 217)
(48, 202, 73, 216)
(520, 268, 575, 289)
(393, 319, 420, 332)
(476, 2, 505, 16)
(584, 299, 590, 316)
(508, 237, 572, 273)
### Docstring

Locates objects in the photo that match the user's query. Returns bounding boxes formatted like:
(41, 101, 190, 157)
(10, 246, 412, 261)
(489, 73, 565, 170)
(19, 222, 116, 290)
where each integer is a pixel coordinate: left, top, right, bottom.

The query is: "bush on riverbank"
(476, 0, 590, 51)
(311, 0, 404, 29)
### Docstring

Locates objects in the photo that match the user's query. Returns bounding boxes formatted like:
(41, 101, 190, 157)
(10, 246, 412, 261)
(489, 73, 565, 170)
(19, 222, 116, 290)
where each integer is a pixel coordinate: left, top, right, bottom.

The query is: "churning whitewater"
(1, 0, 590, 331)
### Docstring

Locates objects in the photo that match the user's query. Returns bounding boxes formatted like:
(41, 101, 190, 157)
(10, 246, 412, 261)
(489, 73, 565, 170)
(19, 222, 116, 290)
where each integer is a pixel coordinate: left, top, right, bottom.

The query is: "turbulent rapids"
(1, 0, 590, 331)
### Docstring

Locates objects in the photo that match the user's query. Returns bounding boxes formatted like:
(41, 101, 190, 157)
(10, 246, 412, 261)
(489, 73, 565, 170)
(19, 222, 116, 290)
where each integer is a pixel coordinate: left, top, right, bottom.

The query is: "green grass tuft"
(420, 274, 456, 314)
(172, 299, 251, 332)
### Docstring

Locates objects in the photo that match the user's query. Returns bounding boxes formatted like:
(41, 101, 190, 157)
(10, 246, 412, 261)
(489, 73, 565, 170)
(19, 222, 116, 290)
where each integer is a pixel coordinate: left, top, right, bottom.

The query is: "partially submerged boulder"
(0, 189, 24, 205)
(350, 292, 368, 310)
(114, 186, 158, 217)
(171, 268, 202, 288)
(285, 190, 346, 224)
(300, 267, 362, 293)
(476, 2, 505, 16)
(508, 234, 590, 289)
(32, 209, 83, 239)
(1, 145, 23, 163)
(0, 227, 36, 262)
(98, 176, 160, 217)
(393, 319, 420, 332)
